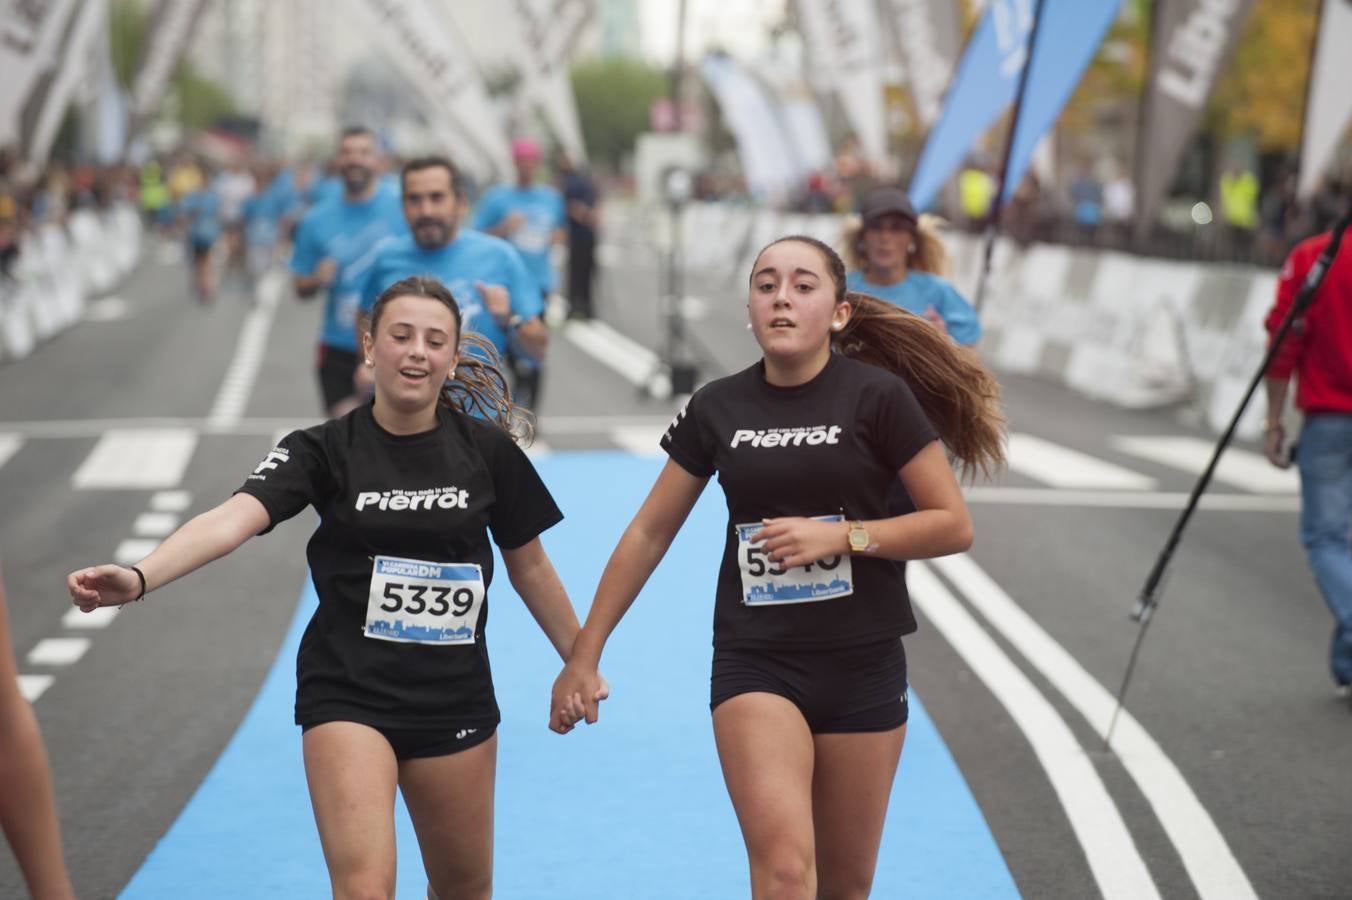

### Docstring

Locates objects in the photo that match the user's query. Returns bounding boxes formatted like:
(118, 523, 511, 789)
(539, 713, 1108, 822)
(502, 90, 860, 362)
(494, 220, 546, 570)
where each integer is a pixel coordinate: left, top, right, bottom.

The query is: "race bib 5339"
(364, 555, 484, 645)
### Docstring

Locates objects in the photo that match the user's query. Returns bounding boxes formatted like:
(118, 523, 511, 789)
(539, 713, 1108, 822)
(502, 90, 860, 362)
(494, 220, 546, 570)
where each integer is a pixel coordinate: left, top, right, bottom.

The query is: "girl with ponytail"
(844, 185, 984, 347)
(552, 235, 1005, 898)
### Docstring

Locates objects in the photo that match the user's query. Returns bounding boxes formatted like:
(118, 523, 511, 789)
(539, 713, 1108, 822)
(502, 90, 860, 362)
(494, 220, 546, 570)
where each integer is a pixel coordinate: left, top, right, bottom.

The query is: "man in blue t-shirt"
(291, 126, 406, 417)
(178, 166, 222, 304)
(358, 156, 547, 403)
(469, 138, 564, 409)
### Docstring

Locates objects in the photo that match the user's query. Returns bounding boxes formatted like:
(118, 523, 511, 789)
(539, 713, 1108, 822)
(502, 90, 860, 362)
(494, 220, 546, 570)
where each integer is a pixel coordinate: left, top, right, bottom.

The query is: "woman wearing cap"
(844, 186, 982, 347)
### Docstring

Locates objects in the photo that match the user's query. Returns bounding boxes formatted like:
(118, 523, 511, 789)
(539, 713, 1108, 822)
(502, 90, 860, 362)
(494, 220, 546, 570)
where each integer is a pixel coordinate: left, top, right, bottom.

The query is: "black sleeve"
(868, 376, 939, 473)
(481, 427, 563, 550)
(659, 388, 715, 478)
(234, 429, 330, 534)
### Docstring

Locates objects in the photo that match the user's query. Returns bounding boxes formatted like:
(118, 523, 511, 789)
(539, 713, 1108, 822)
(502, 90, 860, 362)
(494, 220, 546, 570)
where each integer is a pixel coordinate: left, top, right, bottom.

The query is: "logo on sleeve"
(355, 486, 470, 512)
(249, 447, 290, 480)
(664, 405, 689, 443)
(729, 426, 842, 449)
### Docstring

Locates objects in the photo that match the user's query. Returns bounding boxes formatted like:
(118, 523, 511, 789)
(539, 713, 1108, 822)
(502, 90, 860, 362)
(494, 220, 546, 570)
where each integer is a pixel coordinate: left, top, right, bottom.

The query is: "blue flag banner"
(1000, 1, 1122, 202)
(907, 0, 1035, 210)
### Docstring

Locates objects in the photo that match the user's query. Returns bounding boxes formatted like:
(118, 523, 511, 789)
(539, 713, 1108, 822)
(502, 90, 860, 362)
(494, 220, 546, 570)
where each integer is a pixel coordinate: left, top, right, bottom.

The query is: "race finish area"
(120, 452, 1016, 899)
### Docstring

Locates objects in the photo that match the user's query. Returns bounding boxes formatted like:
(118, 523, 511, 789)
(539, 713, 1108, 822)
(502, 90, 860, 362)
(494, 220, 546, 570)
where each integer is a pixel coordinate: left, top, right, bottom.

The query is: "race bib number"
(364, 555, 484, 645)
(513, 224, 551, 254)
(735, 515, 853, 606)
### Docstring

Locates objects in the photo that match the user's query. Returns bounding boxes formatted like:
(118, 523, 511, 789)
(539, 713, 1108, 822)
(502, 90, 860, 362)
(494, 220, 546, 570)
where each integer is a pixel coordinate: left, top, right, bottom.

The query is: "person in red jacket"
(1263, 229, 1352, 698)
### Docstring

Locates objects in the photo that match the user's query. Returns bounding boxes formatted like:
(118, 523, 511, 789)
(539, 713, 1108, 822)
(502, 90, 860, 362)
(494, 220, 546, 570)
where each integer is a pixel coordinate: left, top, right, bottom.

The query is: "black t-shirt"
(236, 402, 562, 730)
(661, 353, 937, 650)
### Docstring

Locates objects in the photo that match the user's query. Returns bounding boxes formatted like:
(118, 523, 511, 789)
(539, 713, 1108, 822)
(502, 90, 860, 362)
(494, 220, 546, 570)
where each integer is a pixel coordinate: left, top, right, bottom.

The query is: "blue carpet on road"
(121, 451, 1018, 899)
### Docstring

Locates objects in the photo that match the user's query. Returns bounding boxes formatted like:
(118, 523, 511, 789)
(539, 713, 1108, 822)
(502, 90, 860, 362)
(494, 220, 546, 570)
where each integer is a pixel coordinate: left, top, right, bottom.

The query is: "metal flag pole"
(972, 0, 1048, 315)
(1105, 199, 1352, 750)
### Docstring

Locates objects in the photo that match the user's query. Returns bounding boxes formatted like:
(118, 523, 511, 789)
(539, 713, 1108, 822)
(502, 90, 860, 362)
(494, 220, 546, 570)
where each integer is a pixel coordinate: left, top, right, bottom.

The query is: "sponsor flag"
(127, 0, 208, 131)
(792, 0, 888, 165)
(1134, 0, 1257, 237)
(1297, 0, 1352, 199)
(697, 54, 801, 202)
(907, 0, 1036, 210)
(999, 1, 1121, 202)
(26, 0, 110, 166)
(0, 0, 79, 146)
(503, 0, 592, 163)
(345, 0, 512, 182)
(880, 0, 962, 127)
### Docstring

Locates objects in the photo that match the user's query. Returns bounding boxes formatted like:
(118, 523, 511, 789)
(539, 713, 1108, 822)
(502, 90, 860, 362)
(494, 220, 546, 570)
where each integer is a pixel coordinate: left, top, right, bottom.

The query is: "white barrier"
(0, 202, 143, 366)
(678, 202, 1279, 440)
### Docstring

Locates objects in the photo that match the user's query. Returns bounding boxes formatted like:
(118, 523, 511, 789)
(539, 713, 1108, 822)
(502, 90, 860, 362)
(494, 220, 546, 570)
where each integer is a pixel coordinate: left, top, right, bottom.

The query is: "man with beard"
(291, 126, 406, 417)
(358, 156, 547, 397)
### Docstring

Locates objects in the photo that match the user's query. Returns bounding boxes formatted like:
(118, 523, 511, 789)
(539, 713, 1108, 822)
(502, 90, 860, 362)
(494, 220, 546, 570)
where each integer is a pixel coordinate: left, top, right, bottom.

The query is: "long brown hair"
(842, 212, 951, 277)
(758, 236, 1006, 481)
(368, 276, 535, 443)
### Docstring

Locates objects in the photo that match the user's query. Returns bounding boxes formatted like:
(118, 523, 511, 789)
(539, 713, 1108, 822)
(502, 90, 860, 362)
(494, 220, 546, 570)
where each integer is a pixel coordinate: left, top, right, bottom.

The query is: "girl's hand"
(550, 663, 610, 734)
(752, 517, 850, 569)
(66, 565, 140, 612)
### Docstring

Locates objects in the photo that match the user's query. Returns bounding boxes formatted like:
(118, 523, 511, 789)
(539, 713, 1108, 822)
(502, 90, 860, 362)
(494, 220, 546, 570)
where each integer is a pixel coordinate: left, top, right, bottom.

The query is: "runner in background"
(359, 157, 547, 401)
(0, 566, 75, 900)
(471, 138, 565, 410)
(843, 185, 981, 347)
(291, 127, 406, 419)
(214, 158, 257, 292)
(178, 162, 222, 304)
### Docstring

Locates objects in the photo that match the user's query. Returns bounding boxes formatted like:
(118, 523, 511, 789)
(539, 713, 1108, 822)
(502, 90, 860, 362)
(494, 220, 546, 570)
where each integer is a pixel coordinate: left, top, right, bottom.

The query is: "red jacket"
(1265, 232, 1352, 415)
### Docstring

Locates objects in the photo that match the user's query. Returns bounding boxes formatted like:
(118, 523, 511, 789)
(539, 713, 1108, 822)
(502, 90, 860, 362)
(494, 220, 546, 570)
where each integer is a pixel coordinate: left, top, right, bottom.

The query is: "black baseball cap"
(860, 186, 918, 227)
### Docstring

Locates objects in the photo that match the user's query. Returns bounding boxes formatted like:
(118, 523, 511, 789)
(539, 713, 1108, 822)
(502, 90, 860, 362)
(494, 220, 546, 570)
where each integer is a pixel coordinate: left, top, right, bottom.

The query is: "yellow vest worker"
(1219, 169, 1259, 229)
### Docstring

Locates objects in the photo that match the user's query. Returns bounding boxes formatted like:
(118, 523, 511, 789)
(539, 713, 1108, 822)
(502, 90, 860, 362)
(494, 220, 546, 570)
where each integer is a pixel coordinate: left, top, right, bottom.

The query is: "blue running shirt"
(291, 192, 407, 351)
(845, 269, 983, 346)
(360, 230, 543, 359)
(470, 184, 564, 292)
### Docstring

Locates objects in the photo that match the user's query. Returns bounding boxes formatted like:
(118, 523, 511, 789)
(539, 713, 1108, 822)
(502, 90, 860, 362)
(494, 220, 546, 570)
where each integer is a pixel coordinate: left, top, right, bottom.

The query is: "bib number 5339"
(364, 555, 484, 645)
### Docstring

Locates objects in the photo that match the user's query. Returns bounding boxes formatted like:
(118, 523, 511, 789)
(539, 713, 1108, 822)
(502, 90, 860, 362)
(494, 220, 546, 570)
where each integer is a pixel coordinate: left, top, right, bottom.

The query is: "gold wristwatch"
(848, 520, 872, 553)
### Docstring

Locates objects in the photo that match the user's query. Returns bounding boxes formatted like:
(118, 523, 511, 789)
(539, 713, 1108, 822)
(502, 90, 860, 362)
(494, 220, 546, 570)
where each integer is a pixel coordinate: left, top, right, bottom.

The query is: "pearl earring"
(365, 358, 373, 366)
(746, 322, 752, 330)
(831, 322, 844, 331)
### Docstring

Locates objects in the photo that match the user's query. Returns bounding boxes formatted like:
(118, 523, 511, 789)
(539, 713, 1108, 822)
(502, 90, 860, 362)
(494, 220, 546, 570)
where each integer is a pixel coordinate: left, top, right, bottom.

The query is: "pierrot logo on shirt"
(729, 426, 843, 449)
(355, 487, 470, 512)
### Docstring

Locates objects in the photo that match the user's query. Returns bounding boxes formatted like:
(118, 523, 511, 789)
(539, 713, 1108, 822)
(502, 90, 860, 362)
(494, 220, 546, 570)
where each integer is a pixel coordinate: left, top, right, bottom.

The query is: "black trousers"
(567, 233, 596, 318)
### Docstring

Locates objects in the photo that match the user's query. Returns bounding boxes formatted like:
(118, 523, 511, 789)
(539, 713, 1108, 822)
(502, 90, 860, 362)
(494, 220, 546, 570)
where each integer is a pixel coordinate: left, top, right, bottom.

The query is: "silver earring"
(365, 358, 373, 366)
(746, 322, 752, 330)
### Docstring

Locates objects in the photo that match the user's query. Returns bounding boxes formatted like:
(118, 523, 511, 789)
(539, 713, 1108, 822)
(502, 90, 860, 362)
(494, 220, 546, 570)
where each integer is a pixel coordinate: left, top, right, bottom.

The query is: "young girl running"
(69, 276, 592, 900)
(550, 235, 1004, 899)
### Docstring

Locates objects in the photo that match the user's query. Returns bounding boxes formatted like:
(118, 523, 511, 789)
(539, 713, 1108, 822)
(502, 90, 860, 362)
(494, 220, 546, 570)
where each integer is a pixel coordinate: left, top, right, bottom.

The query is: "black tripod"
(1106, 200, 1352, 747)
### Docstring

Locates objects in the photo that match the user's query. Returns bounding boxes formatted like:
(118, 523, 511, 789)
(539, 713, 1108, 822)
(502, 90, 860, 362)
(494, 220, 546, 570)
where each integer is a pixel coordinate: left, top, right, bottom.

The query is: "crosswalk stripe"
(1110, 436, 1299, 494)
(17, 674, 55, 702)
(133, 512, 179, 537)
(150, 490, 193, 512)
(71, 428, 198, 489)
(63, 606, 119, 629)
(609, 424, 666, 457)
(523, 439, 552, 459)
(0, 433, 23, 472)
(114, 538, 160, 566)
(1007, 433, 1158, 490)
(27, 637, 91, 666)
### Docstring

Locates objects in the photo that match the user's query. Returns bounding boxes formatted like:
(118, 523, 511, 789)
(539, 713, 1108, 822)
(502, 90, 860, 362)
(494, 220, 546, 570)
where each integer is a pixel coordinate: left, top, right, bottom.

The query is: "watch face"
(849, 525, 868, 551)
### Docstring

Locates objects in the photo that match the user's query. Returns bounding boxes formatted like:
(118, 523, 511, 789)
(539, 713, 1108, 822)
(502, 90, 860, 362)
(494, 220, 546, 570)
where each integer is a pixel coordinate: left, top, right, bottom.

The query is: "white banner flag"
(129, 0, 208, 125)
(0, 0, 79, 146)
(793, 0, 888, 164)
(881, 0, 962, 127)
(27, 0, 108, 166)
(698, 54, 801, 203)
(346, 0, 512, 182)
(1297, 0, 1352, 199)
(504, 0, 592, 163)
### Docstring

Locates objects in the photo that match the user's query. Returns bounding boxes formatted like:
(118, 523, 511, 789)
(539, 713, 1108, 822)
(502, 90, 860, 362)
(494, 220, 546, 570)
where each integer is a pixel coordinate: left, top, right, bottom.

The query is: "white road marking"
(1007, 433, 1158, 490)
(929, 554, 1257, 900)
(537, 415, 675, 434)
(62, 606, 118, 629)
(908, 563, 1161, 900)
(84, 296, 129, 321)
(523, 439, 552, 459)
(155, 243, 183, 266)
(71, 428, 198, 489)
(133, 512, 179, 537)
(562, 320, 667, 395)
(609, 424, 667, 457)
(1111, 436, 1299, 494)
(150, 490, 193, 512)
(963, 487, 1300, 512)
(27, 637, 92, 666)
(0, 433, 23, 471)
(205, 270, 285, 430)
(114, 538, 160, 565)
(17, 674, 55, 702)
